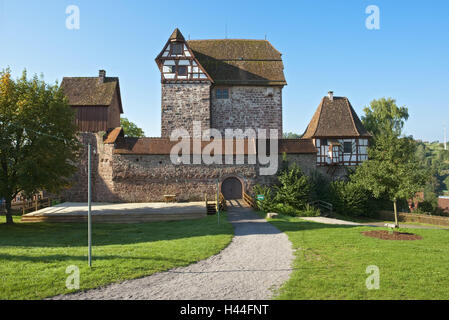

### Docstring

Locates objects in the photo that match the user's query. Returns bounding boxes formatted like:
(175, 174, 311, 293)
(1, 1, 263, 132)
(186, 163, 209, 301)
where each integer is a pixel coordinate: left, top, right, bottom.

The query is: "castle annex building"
(59, 28, 370, 202)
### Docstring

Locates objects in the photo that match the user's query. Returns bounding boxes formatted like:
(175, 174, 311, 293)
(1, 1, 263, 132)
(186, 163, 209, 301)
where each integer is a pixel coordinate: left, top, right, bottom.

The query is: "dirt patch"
(362, 230, 422, 241)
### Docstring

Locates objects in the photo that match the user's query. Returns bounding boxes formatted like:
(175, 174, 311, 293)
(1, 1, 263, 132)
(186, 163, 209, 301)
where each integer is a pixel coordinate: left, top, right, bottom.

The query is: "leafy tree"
(444, 176, 449, 191)
(362, 97, 409, 140)
(120, 117, 145, 138)
(283, 132, 303, 139)
(0, 69, 80, 224)
(351, 135, 427, 226)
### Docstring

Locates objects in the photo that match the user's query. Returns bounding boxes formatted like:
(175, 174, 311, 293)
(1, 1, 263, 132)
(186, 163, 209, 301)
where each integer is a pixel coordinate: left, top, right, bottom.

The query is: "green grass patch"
(0, 214, 233, 300)
(266, 214, 449, 299)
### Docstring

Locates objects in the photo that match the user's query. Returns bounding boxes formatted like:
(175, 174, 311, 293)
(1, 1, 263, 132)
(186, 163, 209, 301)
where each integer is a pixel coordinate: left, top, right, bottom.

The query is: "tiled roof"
(278, 139, 317, 154)
(302, 96, 371, 138)
(104, 127, 124, 144)
(187, 39, 287, 86)
(113, 138, 315, 155)
(60, 76, 123, 113)
(169, 28, 185, 41)
(114, 138, 257, 155)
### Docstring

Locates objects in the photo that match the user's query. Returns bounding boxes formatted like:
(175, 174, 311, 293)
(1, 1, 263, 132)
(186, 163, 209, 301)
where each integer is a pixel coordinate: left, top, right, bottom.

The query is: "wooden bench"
(163, 195, 177, 203)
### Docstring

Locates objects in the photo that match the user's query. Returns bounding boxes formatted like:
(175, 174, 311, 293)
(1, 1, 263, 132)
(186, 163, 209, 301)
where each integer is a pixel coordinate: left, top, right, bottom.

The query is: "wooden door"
(221, 177, 243, 200)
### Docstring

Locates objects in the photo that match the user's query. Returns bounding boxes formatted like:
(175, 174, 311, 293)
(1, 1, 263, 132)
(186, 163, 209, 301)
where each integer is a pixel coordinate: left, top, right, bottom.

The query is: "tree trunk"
(393, 199, 399, 228)
(5, 197, 13, 224)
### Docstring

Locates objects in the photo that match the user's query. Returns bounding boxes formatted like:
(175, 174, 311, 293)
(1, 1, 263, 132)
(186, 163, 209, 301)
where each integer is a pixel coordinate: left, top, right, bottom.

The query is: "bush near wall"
(253, 165, 320, 217)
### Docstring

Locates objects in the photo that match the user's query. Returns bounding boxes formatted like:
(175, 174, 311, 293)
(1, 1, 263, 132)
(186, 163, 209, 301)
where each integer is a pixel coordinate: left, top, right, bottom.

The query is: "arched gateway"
(221, 177, 243, 200)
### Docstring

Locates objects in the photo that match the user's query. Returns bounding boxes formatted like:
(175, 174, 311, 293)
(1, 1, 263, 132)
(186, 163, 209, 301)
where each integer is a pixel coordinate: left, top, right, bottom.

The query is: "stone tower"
(156, 28, 287, 139)
(155, 29, 213, 138)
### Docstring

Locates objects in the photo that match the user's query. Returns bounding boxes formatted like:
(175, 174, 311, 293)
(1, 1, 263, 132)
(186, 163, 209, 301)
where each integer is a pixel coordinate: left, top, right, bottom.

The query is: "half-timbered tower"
(302, 91, 371, 174)
(155, 28, 286, 138)
(155, 29, 213, 138)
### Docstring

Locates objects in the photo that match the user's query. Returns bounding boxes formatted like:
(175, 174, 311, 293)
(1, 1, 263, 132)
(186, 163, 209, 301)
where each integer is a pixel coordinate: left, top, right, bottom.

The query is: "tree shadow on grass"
(0, 252, 192, 264)
(0, 215, 233, 248)
(268, 216, 369, 233)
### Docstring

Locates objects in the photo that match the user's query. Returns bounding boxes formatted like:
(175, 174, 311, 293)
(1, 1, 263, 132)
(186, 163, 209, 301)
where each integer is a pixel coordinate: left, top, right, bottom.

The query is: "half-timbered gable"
(155, 28, 212, 83)
(302, 92, 371, 169)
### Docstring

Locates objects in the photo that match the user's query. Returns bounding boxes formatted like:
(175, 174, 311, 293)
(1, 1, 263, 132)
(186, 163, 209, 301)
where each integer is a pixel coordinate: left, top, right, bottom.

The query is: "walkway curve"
(51, 202, 294, 300)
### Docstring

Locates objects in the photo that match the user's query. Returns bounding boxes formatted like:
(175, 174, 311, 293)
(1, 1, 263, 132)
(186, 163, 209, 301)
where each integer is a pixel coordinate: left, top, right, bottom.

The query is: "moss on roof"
(187, 39, 287, 86)
(60, 77, 122, 110)
(169, 28, 185, 42)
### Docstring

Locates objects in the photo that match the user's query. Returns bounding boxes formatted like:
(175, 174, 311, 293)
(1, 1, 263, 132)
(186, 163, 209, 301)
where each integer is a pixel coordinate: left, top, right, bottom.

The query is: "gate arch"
(220, 176, 243, 200)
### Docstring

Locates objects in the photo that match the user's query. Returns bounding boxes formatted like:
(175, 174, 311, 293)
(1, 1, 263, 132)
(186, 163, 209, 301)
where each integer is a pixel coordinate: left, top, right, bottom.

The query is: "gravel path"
(51, 202, 294, 300)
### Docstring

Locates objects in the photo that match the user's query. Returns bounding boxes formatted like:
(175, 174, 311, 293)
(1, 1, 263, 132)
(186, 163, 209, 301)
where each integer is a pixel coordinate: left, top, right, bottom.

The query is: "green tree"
(351, 135, 427, 226)
(362, 97, 409, 140)
(274, 164, 311, 209)
(283, 132, 303, 139)
(120, 117, 145, 138)
(0, 69, 79, 224)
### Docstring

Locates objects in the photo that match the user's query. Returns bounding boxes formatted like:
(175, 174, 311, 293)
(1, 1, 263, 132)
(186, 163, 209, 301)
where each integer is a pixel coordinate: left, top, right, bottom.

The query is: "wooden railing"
(218, 192, 227, 211)
(21, 197, 61, 215)
(243, 191, 256, 208)
(310, 200, 333, 215)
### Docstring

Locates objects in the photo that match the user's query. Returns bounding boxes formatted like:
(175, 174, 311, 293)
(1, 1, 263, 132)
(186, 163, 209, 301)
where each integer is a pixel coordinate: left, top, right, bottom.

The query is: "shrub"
(330, 181, 373, 217)
(272, 203, 299, 216)
(274, 164, 311, 209)
(253, 184, 275, 212)
(309, 169, 332, 202)
(300, 203, 321, 217)
(415, 201, 434, 214)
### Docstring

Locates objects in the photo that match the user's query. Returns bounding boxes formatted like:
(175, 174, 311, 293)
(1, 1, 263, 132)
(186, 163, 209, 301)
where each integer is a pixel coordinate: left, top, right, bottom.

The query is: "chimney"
(328, 91, 334, 101)
(99, 70, 106, 83)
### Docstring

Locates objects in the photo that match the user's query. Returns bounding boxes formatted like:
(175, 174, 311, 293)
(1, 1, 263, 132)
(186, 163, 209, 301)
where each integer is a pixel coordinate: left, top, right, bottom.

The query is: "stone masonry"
(161, 82, 211, 138)
(211, 86, 283, 138)
(60, 133, 316, 203)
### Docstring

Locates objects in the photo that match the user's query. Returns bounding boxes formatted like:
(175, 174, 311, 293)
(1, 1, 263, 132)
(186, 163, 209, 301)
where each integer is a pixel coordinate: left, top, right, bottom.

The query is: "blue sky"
(0, 0, 448, 141)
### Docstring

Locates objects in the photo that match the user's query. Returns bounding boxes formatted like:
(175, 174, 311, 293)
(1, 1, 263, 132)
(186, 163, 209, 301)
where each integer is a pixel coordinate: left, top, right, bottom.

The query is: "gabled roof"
(302, 96, 371, 138)
(187, 39, 287, 86)
(169, 28, 185, 41)
(60, 75, 124, 113)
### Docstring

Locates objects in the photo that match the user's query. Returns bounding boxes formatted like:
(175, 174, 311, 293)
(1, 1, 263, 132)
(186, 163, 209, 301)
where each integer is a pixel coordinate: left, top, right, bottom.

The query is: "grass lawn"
(265, 214, 449, 299)
(327, 212, 449, 229)
(0, 213, 233, 300)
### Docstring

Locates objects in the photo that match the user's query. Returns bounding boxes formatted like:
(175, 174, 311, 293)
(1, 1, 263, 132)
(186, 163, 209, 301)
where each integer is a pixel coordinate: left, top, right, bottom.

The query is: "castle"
(59, 28, 370, 202)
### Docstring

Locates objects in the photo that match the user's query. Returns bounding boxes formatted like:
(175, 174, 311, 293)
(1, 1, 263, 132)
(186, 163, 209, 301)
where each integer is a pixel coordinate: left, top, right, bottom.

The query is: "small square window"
(321, 139, 328, 146)
(171, 43, 183, 55)
(216, 88, 229, 99)
(177, 66, 187, 76)
(343, 142, 352, 153)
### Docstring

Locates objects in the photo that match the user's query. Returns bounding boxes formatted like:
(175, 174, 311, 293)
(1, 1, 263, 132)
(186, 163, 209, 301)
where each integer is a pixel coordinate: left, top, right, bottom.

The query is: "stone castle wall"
(60, 133, 317, 203)
(210, 86, 283, 138)
(58, 133, 100, 202)
(161, 82, 211, 138)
